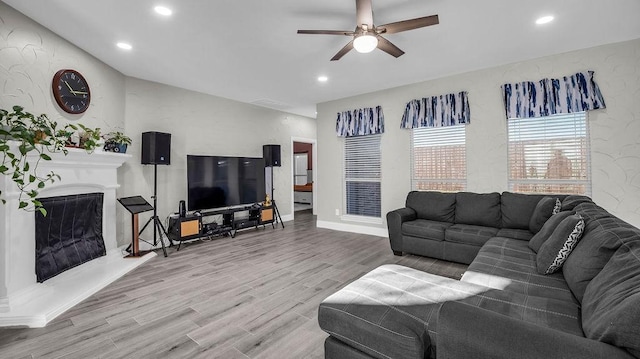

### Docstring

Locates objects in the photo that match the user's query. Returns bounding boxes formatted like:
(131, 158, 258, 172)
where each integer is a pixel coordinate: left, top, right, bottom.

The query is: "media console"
(167, 203, 274, 249)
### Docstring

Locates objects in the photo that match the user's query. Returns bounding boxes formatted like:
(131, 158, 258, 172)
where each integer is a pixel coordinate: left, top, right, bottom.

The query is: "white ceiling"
(4, 0, 640, 118)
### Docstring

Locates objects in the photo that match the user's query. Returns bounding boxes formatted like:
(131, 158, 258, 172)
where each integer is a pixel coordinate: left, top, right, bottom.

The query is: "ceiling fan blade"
(377, 15, 439, 34)
(297, 30, 355, 36)
(331, 40, 354, 61)
(376, 36, 404, 58)
(356, 0, 373, 27)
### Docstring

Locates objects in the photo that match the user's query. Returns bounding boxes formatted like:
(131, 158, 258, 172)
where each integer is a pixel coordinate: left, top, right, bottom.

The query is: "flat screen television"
(187, 155, 266, 211)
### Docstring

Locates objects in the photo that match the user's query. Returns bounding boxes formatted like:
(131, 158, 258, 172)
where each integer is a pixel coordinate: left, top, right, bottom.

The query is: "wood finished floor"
(0, 210, 467, 359)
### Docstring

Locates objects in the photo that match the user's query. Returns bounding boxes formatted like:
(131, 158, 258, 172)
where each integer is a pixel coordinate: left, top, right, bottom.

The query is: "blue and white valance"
(502, 71, 606, 119)
(336, 106, 385, 137)
(400, 91, 470, 129)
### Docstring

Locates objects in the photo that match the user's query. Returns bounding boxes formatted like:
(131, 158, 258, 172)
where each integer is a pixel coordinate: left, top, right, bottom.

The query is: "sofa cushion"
(563, 202, 638, 303)
(464, 237, 577, 303)
(500, 192, 545, 230)
(406, 191, 456, 222)
(318, 264, 480, 359)
(582, 240, 640, 357)
(496, 228, 534, 241)
(529, 196, 558, 233)
(319, 264, 583, 359)
(528, 211, 574, 253)
(455, 192, 501, 228)
(445, 224, 498, 247)
(536, 215, 585, 274)
(561, 195, 593, 212)
(402, 219, 453, 241)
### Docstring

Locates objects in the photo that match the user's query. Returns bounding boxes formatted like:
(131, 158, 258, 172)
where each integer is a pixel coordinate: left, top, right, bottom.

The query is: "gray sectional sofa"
(386, 191, 568, 264)
(318, 191, 640, 359)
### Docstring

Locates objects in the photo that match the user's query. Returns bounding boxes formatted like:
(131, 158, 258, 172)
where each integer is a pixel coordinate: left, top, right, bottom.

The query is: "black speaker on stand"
(138, 131, 173, 257)
(263, 144, 284, 229)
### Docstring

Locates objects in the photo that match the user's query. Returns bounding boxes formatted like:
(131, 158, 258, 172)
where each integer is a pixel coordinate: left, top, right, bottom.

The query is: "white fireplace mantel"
(0, 145, 155, 327)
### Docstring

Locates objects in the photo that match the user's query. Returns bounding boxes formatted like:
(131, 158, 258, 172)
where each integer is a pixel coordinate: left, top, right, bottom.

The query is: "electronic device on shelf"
(179, 200, 186, 217)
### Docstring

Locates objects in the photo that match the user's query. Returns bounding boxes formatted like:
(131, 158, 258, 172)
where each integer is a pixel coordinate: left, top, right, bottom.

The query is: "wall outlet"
(335, 209, 340, 216)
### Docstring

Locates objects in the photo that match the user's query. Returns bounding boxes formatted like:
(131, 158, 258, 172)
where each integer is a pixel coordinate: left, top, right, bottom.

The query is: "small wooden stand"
(118, 196, 154, 257)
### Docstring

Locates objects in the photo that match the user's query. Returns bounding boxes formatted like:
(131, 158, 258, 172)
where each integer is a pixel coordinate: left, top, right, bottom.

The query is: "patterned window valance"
(336, 106, 385, 137)
(400, 91, 470, 129)
(502, 71, 606, 119)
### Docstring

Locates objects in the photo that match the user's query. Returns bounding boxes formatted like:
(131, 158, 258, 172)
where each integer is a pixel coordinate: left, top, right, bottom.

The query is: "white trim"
(340, 214, 383, 225)
(0, 248, 155, 327)
(291, 137, 317, 216)
(316, 220, 388, 238)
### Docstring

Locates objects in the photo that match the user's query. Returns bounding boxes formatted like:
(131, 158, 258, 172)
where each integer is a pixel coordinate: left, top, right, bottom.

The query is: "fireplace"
(0, 146, 155, 327)
(35, 193, 106, 283)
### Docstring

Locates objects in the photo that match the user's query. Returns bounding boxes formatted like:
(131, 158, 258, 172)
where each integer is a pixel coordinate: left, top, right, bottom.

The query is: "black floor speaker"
(142, 132, 171, 165)
(263, 144, 281, 167)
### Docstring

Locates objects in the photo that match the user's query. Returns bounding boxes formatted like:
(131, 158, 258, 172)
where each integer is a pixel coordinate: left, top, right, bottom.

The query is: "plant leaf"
(18, 201, 27, 209)
(40, 153, 51, 160)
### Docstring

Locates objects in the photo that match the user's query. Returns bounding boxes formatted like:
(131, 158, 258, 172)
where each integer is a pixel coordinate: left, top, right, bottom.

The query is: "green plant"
(0, 106, 98, 215)
(78, 124, 101, 152)
(104, 131, 132, 145)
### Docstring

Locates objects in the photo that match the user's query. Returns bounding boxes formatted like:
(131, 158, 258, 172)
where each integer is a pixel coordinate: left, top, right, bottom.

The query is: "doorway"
(291, 138, 316, 216)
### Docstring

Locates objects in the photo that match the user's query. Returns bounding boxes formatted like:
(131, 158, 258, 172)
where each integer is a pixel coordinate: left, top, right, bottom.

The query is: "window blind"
(344, 135, 381, 217)
(411, 126, 466, 192)
(508, 112, 591, 195)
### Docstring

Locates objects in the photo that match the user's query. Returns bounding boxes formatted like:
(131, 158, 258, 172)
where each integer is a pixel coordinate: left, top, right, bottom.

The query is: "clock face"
(52, 69, 91, 114)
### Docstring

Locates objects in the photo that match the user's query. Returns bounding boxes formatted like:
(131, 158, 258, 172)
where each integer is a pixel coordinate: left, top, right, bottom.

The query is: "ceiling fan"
(297, 0, 439, 61)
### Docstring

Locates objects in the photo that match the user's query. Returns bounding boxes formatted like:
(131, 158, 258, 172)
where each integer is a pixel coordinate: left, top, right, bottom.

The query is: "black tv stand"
(167, 203, 274, 248)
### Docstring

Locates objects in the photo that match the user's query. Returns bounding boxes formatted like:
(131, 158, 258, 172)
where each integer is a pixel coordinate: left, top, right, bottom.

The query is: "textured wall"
(317, 38, 640, 230)
(0, 2, 126, 133)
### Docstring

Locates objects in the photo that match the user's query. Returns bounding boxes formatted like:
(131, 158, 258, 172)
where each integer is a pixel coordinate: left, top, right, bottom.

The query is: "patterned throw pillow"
(536, 214, 585, 275)
(553, 198, 562, 214)
(528, 197, 559, 234)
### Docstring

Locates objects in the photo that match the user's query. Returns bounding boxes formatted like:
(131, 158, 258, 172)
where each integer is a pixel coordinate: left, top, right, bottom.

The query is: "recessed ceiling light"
(317, 76, 328, 82)
(154, 6, 173, 16)
(116, 42, 132, 50)
(535, 15, 554, 25)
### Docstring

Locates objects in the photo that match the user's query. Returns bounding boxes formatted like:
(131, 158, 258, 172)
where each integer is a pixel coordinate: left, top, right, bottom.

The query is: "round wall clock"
(52, 69, 91, 114)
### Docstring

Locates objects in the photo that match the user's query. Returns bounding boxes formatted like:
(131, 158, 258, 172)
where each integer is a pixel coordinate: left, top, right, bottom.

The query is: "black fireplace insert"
(35, 192, 106, 282)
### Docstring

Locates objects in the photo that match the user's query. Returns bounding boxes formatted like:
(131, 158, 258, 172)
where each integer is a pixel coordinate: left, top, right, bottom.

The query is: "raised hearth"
(0, 146, 155, 327)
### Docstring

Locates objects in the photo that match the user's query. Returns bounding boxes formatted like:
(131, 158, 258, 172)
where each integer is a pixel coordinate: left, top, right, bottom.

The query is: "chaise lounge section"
(318, 192, 640, 359)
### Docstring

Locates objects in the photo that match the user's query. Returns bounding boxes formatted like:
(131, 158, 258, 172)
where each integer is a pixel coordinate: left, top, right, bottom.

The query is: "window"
(344, 135, 381, 218)
(508, 112, 591, 195)
(411, 126, 466, 191)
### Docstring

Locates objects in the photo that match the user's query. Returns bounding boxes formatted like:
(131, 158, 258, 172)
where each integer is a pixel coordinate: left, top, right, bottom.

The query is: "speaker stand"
(138, 163, 173, 257)
(269, 165, 284, 229)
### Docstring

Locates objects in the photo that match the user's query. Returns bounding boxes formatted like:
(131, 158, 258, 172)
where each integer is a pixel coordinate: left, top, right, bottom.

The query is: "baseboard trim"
(316, 220, 388, 238)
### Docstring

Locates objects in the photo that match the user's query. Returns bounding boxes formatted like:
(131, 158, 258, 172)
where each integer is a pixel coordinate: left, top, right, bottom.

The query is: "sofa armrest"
(438, 301, 635, 359)
(386, 207, 416, 254)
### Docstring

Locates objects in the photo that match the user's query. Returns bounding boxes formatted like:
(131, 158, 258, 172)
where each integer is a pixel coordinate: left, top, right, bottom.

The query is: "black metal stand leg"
(139, 215, 154, 237)
(272, 200, 284, 229)
(153, 217, 168, 257)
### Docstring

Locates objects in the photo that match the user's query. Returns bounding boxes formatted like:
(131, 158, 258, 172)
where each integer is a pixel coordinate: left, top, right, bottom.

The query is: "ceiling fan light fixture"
(353, 34, 378, 53)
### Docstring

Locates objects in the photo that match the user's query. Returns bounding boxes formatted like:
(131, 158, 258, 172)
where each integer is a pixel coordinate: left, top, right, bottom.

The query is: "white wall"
(1, 2, 317, 247)
(121, 77, 316, 239)
(0, 2, 126, 136)
(317, 38, 640, 231)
